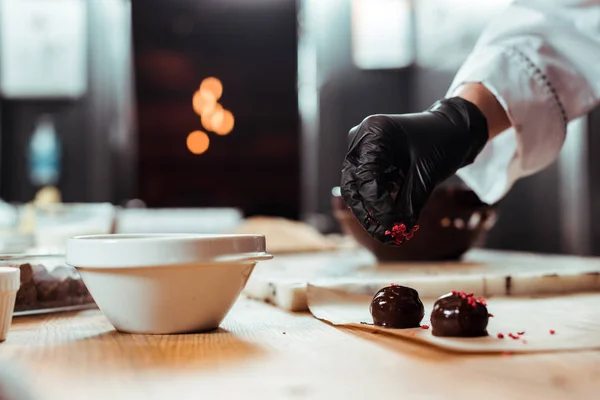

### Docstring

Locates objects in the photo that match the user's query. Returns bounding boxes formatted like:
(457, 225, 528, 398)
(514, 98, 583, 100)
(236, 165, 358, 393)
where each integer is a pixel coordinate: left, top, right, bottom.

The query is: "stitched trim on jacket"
(508, 47, 568, 129)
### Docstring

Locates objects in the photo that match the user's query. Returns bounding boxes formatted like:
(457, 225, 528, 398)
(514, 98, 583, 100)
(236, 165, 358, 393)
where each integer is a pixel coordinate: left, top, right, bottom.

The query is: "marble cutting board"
(243, 248, 600, 311)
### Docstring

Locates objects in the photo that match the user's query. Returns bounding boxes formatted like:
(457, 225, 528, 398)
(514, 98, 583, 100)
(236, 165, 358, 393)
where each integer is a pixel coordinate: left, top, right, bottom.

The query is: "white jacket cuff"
(447, 45, 567, 205)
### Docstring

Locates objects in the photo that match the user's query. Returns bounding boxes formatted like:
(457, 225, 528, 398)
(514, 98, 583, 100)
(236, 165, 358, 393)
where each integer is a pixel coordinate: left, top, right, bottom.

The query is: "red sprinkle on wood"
(421, 325, 430, 329)
(550, 329, 555, 335)
(497, 333, 504, 339)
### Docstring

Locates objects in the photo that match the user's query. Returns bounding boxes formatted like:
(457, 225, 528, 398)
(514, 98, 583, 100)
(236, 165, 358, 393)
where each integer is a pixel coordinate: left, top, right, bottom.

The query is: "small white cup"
(0, 267, 20, 342)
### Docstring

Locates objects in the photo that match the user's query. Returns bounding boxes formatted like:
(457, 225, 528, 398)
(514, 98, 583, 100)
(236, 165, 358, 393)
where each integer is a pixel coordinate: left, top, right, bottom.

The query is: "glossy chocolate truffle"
(370, 285, 424, 328)
(430, 291, 488, 337)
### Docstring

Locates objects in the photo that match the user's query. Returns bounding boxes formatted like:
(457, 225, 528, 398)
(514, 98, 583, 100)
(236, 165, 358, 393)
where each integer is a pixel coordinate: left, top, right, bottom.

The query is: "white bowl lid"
(66, 234, 270, 268)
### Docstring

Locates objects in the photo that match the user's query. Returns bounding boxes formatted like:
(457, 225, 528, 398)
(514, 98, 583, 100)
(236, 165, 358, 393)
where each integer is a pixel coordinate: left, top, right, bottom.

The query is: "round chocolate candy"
(430, 291, 489, 337)
(370, 285, 424, 328)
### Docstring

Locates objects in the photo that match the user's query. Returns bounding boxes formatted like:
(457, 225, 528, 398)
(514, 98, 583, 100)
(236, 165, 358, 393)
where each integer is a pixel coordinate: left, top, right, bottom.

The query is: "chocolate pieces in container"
(0, 255, 96, 316)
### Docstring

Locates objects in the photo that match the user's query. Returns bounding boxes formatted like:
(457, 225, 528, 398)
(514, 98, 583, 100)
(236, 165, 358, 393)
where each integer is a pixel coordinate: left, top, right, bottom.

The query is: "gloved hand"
(341, 97, 489, 245)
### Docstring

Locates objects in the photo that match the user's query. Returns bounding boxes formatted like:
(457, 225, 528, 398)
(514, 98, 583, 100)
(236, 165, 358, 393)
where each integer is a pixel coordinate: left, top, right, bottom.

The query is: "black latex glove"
(341, 97, 488, 245)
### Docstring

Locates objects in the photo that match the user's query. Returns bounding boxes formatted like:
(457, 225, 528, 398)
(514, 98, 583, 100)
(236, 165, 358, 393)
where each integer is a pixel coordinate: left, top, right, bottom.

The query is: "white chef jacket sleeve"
(447, 0, 600, 205)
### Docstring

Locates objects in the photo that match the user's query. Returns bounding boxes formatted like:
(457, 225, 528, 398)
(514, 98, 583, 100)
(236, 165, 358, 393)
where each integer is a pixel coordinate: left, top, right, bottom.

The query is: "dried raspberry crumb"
(517, 331, 525, 335)
(521, 339, 527, 344)
(497, 333, 504, 339)
(385, 223, 420, 243)
(390, 283, 399, 286)
(549, 329, 556, 335)
(421, 325, 430, 329)
(508, 333, 519, 340)
(451, 291, 487, 308)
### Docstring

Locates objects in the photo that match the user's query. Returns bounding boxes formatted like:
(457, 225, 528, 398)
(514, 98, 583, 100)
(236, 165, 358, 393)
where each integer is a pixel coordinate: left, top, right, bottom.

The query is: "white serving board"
(243, 248, 600, 311)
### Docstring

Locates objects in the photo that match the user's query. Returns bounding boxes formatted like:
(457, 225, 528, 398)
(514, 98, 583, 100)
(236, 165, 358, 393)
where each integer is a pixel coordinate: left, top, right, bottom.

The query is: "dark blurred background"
(0, 0, 599, 255)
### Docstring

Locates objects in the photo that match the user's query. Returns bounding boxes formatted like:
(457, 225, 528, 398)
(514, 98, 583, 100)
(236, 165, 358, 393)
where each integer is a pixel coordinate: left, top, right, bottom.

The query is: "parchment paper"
(307, 282, 600, 353)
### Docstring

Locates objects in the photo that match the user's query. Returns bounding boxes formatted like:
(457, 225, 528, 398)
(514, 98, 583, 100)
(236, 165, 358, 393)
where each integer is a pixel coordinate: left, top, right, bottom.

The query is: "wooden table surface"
(1, 298, 600, 400)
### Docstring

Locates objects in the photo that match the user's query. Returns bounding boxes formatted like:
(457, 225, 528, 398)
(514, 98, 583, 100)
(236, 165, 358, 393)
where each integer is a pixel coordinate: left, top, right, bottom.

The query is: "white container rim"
(66, 234, 272, 269)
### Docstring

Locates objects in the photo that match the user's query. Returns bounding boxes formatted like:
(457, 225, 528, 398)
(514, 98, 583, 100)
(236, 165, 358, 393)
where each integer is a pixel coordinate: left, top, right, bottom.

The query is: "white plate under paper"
(307, 284, 600, 353)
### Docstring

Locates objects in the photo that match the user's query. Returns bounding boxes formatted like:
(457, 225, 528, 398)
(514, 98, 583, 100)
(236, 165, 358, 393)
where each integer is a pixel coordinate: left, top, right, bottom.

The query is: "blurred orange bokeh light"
(189, 77, 233, 153)
(200, 77, 223, 100)
(212, 109, 235, 136)
(186, 130, 210, 154)
(201, 103, 223, 132)
(192, 90, 217, 116)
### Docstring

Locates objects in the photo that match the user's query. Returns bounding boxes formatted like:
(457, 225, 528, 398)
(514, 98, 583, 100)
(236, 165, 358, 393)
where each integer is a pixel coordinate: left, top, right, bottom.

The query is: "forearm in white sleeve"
(447, 0, 600, 204)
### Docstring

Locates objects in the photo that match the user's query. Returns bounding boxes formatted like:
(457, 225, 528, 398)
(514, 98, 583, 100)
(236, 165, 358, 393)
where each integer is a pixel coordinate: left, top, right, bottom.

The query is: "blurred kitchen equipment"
(0, 200, 32, 253)
(232, 216, 338, 254)
(28, 115, 61, 187)
(34, 203, 115, 250)
(0, 0, 136, 208)
(1, 253, 95, 316)
(115, 208, 243, 234)
(0, 232, 33, 254)
(332, 185, 497, 261)
(66, 234, 272, 334)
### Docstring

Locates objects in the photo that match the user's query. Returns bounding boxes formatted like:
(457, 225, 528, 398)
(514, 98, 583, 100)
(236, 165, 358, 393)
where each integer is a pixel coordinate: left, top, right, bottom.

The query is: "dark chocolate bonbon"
(430, 291, 488, 337)
(370, 285, 424, 328)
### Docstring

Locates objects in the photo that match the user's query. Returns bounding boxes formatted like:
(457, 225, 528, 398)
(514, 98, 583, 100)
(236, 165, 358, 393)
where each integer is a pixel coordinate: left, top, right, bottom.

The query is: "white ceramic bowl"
(65, 234, 272, 334)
